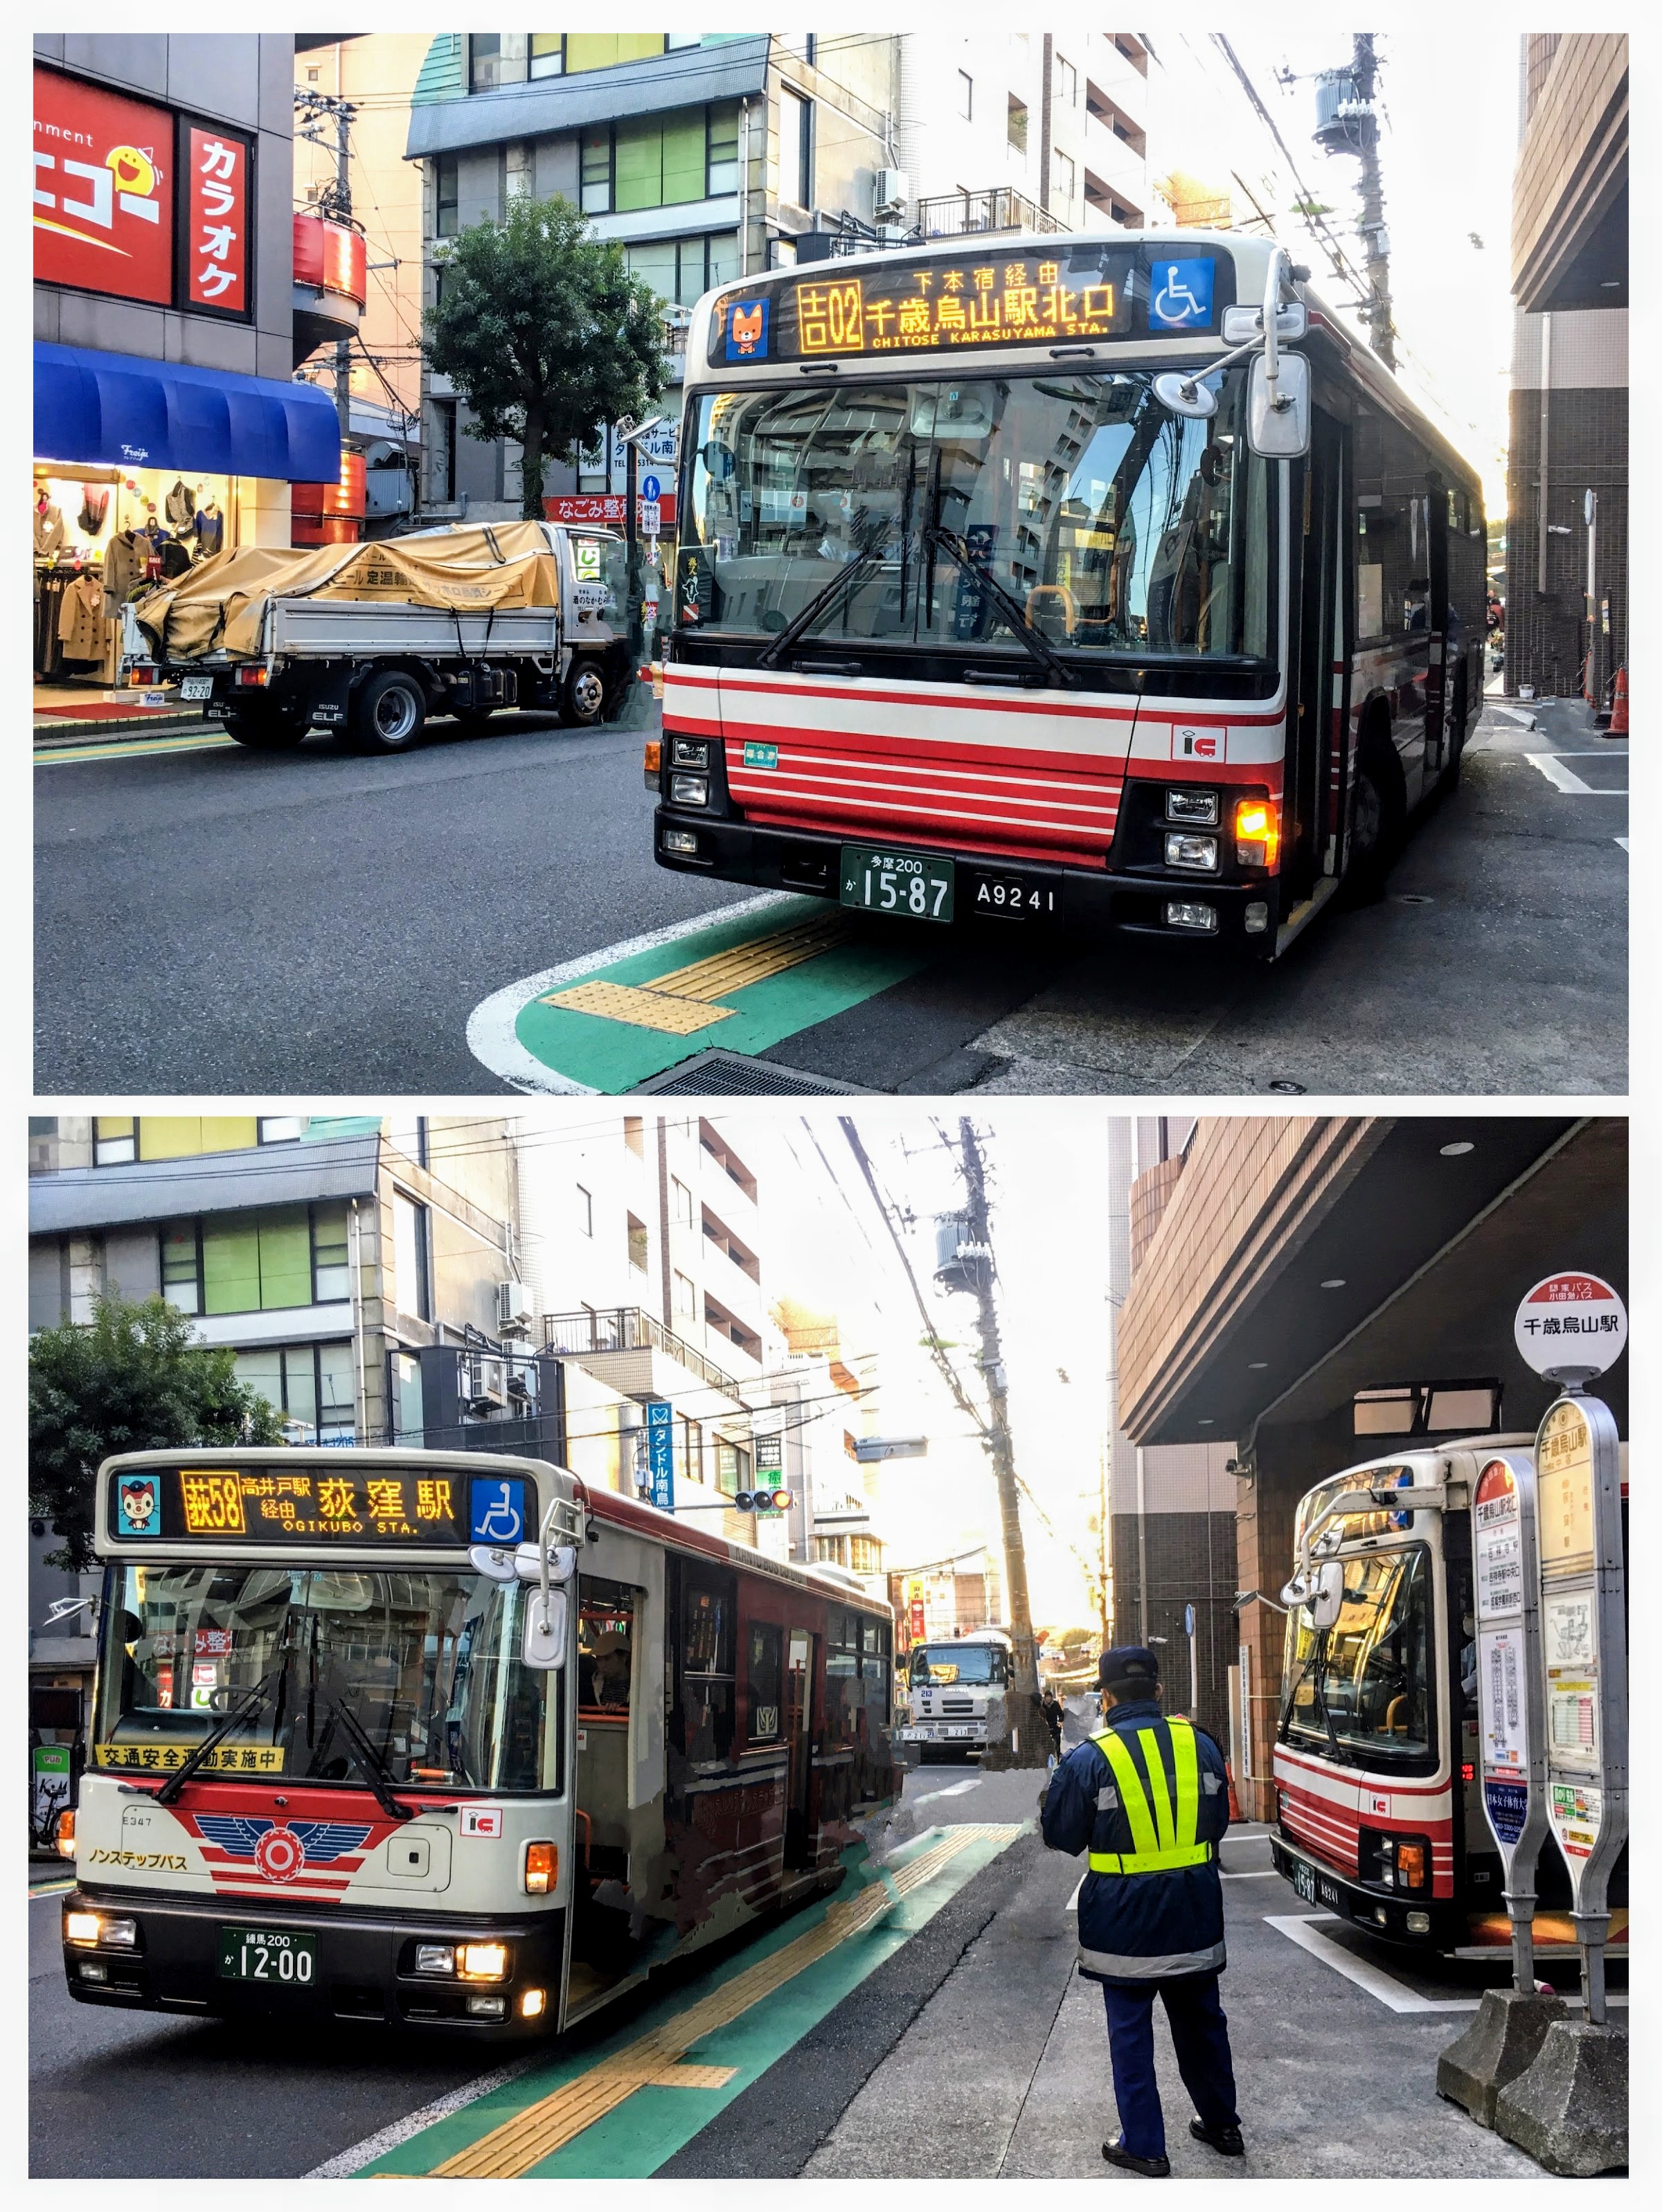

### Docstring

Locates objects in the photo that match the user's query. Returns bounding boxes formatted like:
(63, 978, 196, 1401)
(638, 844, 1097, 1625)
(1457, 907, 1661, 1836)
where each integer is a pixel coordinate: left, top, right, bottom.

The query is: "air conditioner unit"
(497, 1281, 534, 1336)
(874, 168, 909, 215)
(465, 1355, 508, 1414)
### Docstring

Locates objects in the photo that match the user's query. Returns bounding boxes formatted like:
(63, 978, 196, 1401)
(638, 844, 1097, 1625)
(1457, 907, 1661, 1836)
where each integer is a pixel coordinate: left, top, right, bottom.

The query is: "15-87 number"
(863, 863, 948, 917)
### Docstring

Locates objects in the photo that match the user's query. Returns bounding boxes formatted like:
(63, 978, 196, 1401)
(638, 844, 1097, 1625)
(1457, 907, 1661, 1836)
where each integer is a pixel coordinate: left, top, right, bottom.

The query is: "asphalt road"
(33, 690, 1625, 1095)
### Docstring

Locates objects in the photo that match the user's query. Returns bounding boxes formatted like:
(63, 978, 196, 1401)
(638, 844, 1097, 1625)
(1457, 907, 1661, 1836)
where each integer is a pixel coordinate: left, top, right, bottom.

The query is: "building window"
(93, 1116, 136, 1167)
(714, 1441, 750, 1496)
(312, 1204, 351, 1303)
(580, 127, 612, 215)
(258, 1116, 305, 1145)
(957, 70, 974, 120)
(625, 232, 740, 308)
(235, 1342, 356, 1444)
(530, 33, 564, 80)
(670, 1177, 694, 1226)
(813, 1533, 848, 1565)
(746, 1620, 783, 1741)
(624, 1115, 645, 1158)
(849, 1534, 881, 1574)
(436, 154, 459, 237)
(468, 33, 528, 92)
(1008, 95, 1029, 155)
(387, 1114, 428, 1168)
(1053, 149, 1075, 215)
(627, 1213, 649, 1273)
(706, 102, 740, 197)
(158, 1203, 350, 1319)
(566, 34, 670, 73)
(575, 1185, 593, 1236)
(393, 1192, 431, 1322)
(672, 1268, 697, 1322)
(429, 398, 457, 504)
(1056, 54, 1077, 107)
(161, 1224, 202, 1315)
(674, 1414, 704, 1491)
(779, 86, 812, 209)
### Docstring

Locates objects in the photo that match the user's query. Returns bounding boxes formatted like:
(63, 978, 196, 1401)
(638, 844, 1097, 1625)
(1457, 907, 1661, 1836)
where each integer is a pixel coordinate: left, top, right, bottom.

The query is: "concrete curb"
(1436, 1987, 1567, 2126)
(1492, 2018, 1627, 2175)
(34, 714, 213, 748)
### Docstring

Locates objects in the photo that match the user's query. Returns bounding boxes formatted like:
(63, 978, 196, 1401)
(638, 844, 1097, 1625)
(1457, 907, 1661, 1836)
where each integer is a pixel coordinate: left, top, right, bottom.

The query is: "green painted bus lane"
(510, 899, 935, 1092)
(360, 1822, 1025, 2179)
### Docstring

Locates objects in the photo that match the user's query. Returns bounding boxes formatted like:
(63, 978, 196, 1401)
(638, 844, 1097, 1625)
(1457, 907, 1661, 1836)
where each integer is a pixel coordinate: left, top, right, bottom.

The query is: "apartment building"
(897, 30, 1150, 242)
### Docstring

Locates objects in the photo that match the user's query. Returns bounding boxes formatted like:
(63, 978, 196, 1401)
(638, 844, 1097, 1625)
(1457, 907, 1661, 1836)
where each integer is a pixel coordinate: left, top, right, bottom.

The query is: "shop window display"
(32, 462, 233, 693)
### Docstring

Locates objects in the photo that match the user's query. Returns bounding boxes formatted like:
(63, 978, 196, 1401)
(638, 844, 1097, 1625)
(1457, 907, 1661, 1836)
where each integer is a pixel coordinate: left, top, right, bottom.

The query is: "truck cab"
(896, 1631, 1012, 1762)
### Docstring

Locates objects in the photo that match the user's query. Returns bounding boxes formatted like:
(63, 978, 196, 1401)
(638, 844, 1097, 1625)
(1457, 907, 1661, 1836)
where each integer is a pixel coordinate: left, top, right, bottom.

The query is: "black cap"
(1098, 1644, 1161, 1691)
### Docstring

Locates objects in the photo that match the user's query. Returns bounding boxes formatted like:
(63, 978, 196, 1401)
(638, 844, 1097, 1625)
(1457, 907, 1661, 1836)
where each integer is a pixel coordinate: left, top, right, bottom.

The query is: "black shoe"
(1102, 2136, 1170, 2177)
(1189, 2119, 1244, 2157)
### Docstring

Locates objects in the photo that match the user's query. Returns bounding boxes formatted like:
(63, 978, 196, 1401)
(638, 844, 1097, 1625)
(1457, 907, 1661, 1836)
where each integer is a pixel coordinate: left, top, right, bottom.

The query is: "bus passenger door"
(1421, 479, 1450, 780)
(1290, 408, 1350, 895)
(783, 1629, 816, 1871)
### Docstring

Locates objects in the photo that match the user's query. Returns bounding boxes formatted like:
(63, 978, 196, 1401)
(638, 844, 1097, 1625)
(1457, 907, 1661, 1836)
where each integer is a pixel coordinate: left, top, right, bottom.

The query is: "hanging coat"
(35, 502, 67, 557)
(166, 480, 197, 527)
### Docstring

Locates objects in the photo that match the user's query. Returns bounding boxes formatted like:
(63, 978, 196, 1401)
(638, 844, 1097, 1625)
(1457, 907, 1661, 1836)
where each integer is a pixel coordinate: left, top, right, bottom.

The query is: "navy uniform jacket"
(1040, 1696, 1231, 1983)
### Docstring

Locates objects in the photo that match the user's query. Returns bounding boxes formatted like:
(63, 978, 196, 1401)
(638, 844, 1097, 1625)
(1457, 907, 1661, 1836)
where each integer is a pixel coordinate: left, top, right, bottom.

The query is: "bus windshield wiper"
(154, 1663, 284, 1805)
(922, 526, 1076, 688)
(756, 511, 889, 667)
(309, 1689, 414, 1821)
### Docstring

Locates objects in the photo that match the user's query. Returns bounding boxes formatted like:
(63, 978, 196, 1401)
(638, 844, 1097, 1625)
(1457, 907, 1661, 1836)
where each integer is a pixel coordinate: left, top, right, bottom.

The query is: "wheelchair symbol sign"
(1150, 257, 1216, 330)
(470, 1478, 528, 1545)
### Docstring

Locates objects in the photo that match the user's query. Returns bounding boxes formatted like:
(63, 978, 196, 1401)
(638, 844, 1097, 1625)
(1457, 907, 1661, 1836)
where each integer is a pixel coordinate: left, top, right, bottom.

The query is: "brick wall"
(1505, 383, 1628, 699)
(1109, 1508, 1237, 1749)
(1512, 34, 1627, 304)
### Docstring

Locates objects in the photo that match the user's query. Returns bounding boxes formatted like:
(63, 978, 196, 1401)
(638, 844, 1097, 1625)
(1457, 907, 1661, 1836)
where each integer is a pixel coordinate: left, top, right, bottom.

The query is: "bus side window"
(678, 1564, 737, 1762)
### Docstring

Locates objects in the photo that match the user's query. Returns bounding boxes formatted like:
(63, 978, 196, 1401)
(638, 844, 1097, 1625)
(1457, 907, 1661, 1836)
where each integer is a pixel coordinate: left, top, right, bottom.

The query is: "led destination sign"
(710, 244, 1229, 368)
(108, 1464, 490, 1547)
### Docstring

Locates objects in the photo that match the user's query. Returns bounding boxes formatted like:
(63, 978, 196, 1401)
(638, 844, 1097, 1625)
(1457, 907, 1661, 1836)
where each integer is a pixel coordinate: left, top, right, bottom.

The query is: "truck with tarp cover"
(123, 521, 632, 753)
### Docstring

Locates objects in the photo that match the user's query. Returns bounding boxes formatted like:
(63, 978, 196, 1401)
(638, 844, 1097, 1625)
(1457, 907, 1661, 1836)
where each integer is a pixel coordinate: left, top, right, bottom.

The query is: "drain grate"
(630, 1050, 876, 1095)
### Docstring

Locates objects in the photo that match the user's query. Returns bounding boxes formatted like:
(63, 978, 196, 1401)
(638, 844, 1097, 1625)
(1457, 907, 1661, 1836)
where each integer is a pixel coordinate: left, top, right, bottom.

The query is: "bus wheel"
(1340, 748, 1403, 905)
(562, 658, 606, 726)
(224, 702, 308, 749)
(350, 669, 427, 754)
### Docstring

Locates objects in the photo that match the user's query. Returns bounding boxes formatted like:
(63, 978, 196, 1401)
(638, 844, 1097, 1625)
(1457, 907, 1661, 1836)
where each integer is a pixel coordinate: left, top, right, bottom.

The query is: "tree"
(422, 195, 668, 521)
(29, 1291, 287, 1572)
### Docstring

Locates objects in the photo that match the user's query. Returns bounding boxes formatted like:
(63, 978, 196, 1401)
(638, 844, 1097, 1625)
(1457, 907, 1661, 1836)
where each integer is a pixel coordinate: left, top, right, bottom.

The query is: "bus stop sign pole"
(1471, 1450, 1550, 1993)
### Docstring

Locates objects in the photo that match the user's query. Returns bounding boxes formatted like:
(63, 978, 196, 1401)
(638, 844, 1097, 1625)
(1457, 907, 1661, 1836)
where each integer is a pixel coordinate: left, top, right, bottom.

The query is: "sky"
(1148, 27, 1518, 512)
(760, 1106, 1116, 1629)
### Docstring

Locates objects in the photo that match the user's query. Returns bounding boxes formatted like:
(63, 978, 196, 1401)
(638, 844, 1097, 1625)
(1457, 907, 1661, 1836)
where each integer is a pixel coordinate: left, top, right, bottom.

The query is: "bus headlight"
(1164, 831, 1219, 872)
(670, 773, 709, 807)
(1165, 786, 1219, 826)
(1406, 1911, 1431, 1934)
(1234, 798, 1280, 869)
(66, 1911, 136, 1948)
(670, 737, 709, 768)
(1163, 900, 1218, 933)
(459, 1941, 509, 1982)
(414, 1944, 455, 1976)
(65, 1912, 102, 1947)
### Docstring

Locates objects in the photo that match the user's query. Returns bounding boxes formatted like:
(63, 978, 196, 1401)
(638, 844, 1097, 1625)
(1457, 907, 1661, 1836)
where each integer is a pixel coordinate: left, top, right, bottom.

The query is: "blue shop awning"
(34, 342, 341, 485)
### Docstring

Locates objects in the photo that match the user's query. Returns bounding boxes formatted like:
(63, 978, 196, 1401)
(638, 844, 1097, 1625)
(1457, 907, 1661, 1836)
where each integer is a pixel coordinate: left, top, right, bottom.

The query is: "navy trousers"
(1100, 1972, 1240, 2159)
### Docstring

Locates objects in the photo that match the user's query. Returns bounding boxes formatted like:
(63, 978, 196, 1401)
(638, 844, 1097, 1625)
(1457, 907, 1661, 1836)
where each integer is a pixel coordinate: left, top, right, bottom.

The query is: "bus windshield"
(910, 1644, 1007, 1687)
(94, 1562, 558, 1792)
(1280, 1546, 1436, 1765)
(683, 364, 1274, 666)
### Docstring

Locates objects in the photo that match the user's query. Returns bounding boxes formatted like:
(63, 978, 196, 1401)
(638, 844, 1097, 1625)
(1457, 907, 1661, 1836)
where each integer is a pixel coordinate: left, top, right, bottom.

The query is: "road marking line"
(1064, 1876, 1083, 1914)
(425, 1826, 1021, 2177)
(1616, 836, 1629, 852)
(542, 912, 854, 1036)
(913, 1779, 982, 1804)
(35, 731, 233, 766)
(28, 1878, 73, 1896)
(1266, 1914, 1481, 2012)
(1524, 752, 1626, 797)
(306, 2056, 548, 2177)
(1219, 1870, 1283, 1880)
(467, 891, 809, 1092)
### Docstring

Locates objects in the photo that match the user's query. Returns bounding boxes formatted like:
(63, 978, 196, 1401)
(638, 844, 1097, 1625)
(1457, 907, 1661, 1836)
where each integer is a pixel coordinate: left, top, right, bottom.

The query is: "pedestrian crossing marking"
(540, 913, 853, 1036)
(423, 1825, 1023, 2179)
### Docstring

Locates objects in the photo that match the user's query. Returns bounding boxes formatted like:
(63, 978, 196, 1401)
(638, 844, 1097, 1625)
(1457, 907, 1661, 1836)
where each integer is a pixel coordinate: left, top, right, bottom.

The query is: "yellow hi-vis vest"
(1087, 1716, 1215, 1876)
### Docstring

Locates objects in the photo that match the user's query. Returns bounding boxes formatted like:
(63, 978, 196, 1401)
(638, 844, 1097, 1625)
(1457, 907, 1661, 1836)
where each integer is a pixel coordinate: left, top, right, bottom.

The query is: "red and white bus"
(60, 1448, 897, 2035)
(653, 229, 1485, 956)
(1270, 1439, 1627, 1959)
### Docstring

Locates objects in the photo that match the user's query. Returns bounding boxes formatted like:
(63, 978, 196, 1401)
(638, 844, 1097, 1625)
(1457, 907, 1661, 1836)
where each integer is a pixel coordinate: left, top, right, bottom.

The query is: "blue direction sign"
(640, 474, 661, 504)
(645, 1400, 674, 1512)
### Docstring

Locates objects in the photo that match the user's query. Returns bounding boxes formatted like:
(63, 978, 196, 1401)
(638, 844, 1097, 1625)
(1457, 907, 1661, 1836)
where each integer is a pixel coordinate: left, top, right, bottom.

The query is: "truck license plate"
(1290, 1858, 1317, 1905)
(180, 675, 213, 701)
(217, 1925, 317, 1984)
(839, 845, 954, 924)
(945, 1725, 978, 1740)
(967, 870, 1059, 919)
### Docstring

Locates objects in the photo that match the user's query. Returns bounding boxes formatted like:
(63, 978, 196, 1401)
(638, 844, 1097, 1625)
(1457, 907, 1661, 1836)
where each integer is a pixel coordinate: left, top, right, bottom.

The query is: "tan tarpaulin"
(132, 521, 564, 661)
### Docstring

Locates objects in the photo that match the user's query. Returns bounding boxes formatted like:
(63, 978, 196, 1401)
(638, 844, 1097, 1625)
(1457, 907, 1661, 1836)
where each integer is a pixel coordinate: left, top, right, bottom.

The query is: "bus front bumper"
(60, 1884, 565, 2036)
(1270, 1833, 1468, 1951)
(652, 810, 1277, 952)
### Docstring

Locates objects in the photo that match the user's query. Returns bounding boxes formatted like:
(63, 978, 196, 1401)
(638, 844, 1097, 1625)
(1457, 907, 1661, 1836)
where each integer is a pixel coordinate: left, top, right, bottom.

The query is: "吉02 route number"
(839, 845, 954, 924)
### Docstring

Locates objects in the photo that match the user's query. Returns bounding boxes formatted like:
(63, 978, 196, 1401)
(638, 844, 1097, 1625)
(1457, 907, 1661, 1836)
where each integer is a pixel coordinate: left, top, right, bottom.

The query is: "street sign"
(1513, 1272, 1626, 1383)
(1183, 1603, 1195, 1637)
(645, 1400, 674, 1513)
(640, 499, 661, 538)
(854, 1437, 928, 1462)
(754, 1434, 784, 1477)
(1471, 1449, 1551, 1990)
(31, 1743, 73, 1850)
(641, 475, 661, 504)
(1533, 1388, 1627, 2022)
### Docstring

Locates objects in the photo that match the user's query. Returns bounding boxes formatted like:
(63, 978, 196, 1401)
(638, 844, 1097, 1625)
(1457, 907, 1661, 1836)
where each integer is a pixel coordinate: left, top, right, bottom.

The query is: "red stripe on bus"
(669, 666, 1281, 728)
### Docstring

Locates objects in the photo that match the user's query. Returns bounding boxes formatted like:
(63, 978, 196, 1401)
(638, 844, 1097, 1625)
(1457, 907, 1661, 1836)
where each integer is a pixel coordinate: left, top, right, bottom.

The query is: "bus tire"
(562, 658, 607, 727)
(224, 701, 309, 749)
(349, 667, 427, 755)
(1339, 739, 1404, 906)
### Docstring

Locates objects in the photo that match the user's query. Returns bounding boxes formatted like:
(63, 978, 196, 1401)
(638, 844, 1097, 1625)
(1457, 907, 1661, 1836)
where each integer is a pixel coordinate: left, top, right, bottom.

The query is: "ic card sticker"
(461, 1805, 504, 1838)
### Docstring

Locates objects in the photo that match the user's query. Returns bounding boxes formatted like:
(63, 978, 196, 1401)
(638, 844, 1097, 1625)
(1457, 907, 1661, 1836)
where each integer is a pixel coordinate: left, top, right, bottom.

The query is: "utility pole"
(295, 85, 358, 442)
(1350, 34, 1395, 371)
(957, 1118, 1046, 1767)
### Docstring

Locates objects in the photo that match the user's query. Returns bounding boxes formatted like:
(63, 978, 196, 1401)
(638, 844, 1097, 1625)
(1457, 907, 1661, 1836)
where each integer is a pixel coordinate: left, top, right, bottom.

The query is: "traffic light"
(734, 1489, 794, 1513)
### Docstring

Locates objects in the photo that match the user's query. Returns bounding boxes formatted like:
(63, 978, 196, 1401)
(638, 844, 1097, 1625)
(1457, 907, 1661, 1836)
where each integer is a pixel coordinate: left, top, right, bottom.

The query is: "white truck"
(895, 1629, 1013, 1762)
(123, 523, 634, 755)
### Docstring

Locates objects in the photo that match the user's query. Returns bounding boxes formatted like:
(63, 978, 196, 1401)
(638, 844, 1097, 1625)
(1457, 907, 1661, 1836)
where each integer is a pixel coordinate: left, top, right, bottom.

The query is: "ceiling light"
(1321, 1277, 1346, 1289)
(1199, 1417, 1214, 1426)
(1439, 1140, 1474, 1156)
(1248, 1360, 1269, 1369)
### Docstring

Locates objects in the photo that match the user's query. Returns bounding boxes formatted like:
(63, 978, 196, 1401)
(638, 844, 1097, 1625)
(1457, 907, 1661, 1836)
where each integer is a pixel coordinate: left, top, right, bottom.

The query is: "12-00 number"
(864, 865, 948, 917)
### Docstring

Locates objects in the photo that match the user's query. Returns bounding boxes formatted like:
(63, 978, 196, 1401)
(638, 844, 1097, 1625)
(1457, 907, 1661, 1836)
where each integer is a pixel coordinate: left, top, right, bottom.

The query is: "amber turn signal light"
(525, 1841, 557, 1895)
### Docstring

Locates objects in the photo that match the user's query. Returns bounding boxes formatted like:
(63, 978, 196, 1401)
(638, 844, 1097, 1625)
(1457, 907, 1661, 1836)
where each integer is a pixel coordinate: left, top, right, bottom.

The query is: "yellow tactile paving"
(540, 912, 853, 1035)
(426, 1826, 1019, 2179)
(649, 2064, 739, 2089)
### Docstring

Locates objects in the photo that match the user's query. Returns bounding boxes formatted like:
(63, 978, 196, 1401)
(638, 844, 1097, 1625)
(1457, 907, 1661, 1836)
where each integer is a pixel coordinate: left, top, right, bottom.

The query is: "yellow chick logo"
(106, 145, 159, 199)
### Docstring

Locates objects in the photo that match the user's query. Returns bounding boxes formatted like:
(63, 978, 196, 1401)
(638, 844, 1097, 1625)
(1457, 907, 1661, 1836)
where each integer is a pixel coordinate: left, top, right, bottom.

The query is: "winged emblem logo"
(193, 1815, 373, 1884)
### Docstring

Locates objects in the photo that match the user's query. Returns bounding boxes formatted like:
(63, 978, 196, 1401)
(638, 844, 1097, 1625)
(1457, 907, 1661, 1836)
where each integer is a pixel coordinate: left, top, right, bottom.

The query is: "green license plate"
(839, 845, 954, 924)
(217, 1925, 318, 1985)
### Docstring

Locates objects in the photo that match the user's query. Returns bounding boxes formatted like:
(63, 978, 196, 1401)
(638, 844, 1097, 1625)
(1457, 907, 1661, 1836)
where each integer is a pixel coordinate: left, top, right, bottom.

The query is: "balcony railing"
(540, 1306, 739, 1398)
(915, 188, 1063, 241)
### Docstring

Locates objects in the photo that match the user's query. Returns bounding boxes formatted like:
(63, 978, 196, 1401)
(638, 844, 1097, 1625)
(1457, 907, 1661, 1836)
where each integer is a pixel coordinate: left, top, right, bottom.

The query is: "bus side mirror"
(521, 1587, 569, 1670)
(1247, 351, 1310, 458)
(1306, 1558, 1345, 1631)
(1152, 371, 1219, 422)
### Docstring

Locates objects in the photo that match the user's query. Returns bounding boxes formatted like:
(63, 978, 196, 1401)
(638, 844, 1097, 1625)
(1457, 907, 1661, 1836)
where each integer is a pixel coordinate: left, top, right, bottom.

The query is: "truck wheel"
(224, 702, 308, 750)
(350, 669, 427, 754)
(562, 658, 606, 726)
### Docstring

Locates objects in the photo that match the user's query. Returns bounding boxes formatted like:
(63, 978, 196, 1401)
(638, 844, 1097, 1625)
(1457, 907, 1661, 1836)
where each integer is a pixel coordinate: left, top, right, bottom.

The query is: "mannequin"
(35, 491, 66, 559)
(194, 497, 224, 558)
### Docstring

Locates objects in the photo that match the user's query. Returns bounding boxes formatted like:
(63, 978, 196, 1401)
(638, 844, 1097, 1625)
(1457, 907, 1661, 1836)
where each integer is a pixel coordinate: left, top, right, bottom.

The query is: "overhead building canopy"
(30, 1135, 382, 1236)
(34, 343, 341, 485)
